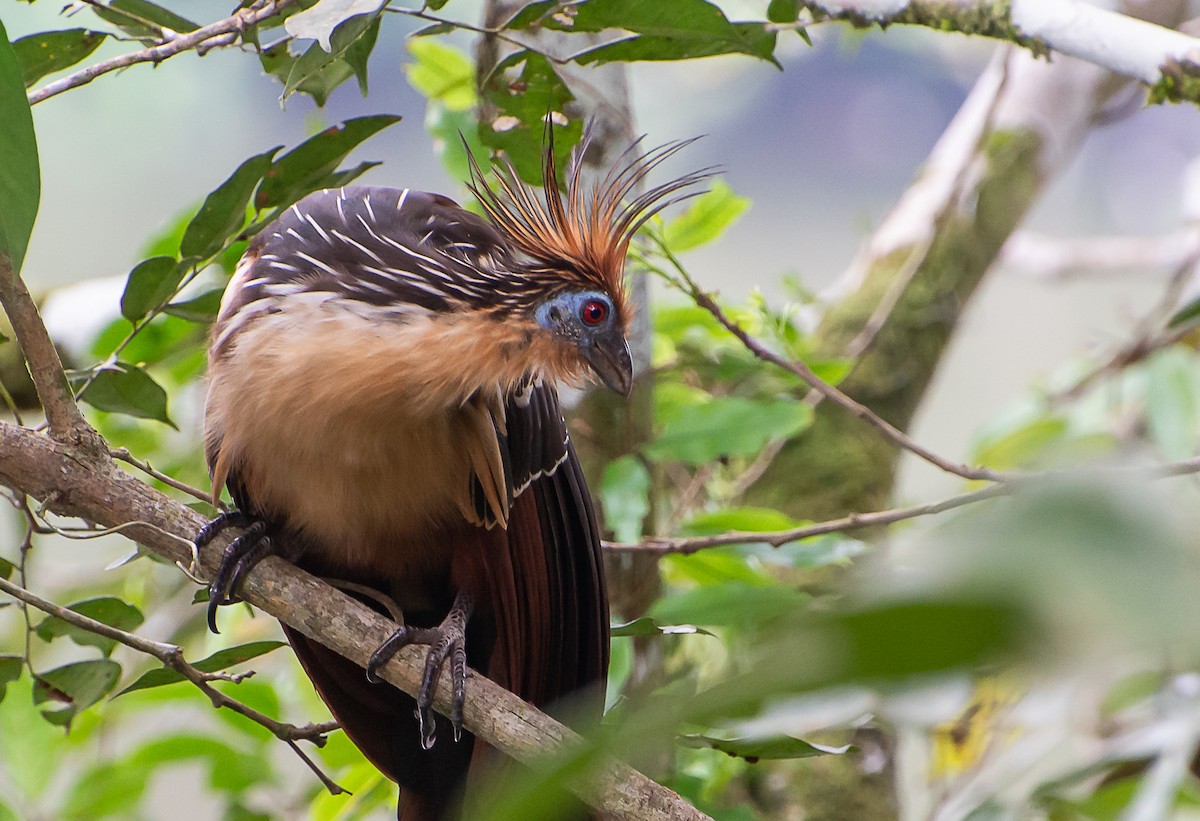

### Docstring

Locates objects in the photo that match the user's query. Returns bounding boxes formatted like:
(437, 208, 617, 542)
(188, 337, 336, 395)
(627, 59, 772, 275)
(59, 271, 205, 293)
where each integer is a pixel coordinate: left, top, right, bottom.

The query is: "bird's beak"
(583, 332, 634, 398)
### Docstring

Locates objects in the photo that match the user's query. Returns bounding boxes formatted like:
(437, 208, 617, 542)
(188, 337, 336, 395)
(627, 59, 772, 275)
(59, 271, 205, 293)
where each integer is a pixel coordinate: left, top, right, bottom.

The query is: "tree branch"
(0, 572, 340, 749)
(0, 421, 707, 821)
(0, 257, 97, 447)
(799, 0, 1200, 102)
(27, 0, 296, 106)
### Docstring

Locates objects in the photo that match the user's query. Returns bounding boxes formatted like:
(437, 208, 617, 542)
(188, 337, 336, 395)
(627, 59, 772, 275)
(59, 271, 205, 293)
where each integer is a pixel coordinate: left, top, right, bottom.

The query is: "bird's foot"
(366, 589, 473, 750)
(196, 509, 273, 634)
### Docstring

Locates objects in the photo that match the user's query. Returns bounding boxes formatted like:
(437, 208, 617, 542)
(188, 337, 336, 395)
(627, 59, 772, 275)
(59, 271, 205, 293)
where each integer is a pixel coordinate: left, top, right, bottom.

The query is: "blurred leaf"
(163, 287, 224, 323)
(0, 656, 20, 703)
(1169, 294, 1200, 328)
(612, 617, 712, 638)
(406, 39, 476, 111)
(649, 396, 813, 465)
(255, 115, 400, 209)
(0, 556, 13, 579)
(32, 659, 121, 728)
(652, 582, 806, 628)
(35, 597, 144, 657)
(284, 0, 384, 51)
(662, 181, 749, 253)
(681, 506, 800, 536)
(0, 20, 40, 276)
(767, 0, 800, 22)
(224, 804, 272, 821)
(600, 456, 650, 543)
(664, 549, 777, 587)
(181, 148, 281, 260)
(61, 760, 147, 820)
(79, 362, 174, 427)
(973, 415, 1068, 470)
(511, 0, 779, 65)
(120, 256, 185, 322)
(479, 50, 580, 186)
(679, 732, 850, 761)
(1145, 347, 1200, 460)
(12, 29, 107, 87)
(117, 640, 285, 696)
(91, 0, 198, 41)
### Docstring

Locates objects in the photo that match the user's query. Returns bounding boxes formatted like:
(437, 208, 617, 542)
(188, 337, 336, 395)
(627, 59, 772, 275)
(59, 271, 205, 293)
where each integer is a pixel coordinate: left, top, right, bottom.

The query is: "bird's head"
(534, 288, 632, 396)
(468, 132, 708, 397)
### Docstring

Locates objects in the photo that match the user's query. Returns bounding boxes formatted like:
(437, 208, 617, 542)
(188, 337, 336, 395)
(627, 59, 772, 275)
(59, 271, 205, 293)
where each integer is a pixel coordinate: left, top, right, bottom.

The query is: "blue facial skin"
(535, 290, 614, 344)
(535, 289, 633, 396)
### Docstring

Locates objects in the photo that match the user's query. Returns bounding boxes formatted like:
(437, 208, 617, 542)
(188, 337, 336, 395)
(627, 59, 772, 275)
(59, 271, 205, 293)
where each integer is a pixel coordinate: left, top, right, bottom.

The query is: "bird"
(194, 134, 705, 819)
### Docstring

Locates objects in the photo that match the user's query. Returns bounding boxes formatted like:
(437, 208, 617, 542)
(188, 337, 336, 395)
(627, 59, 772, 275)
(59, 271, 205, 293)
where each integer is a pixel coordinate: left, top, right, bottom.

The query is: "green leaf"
(651, 582, 807, 628)
(611, 617, 712, 638)
(648, 396, 813, 465)
(767, 0, 800, 23)
(283, 0, 385, 51)
(973, 415, 1069, 470)
(661, 180, 749, 253)
(600, 456, 650, 543)
(1169, 294, 1200, 328)
(90, 0, 198, 42)
(0, 556, 13, 579)
(343, 15, 380, 97)
(479, 50, 581, 186)
(79, 362, 174, 427)
(0, 656, 21, 703)
(0, 21, 41, 276)
(680, 506, 800, 536)
(163, 287, 224, 323)
(1146, 347, 1200, 460)
(406, 39, 476, 111)
(12, 29, 108, 88)
(507, 0, 779, 65)
(35, 597, 144, 658)
(120, 256, 185, 322)
(116, 640, 285, 696)
(181, 148, 281, 260)
(278, 11, 382, 104)
(254, 114, 400, 209)
(679, 733, 850, 761)
(32, 659, 121, 728)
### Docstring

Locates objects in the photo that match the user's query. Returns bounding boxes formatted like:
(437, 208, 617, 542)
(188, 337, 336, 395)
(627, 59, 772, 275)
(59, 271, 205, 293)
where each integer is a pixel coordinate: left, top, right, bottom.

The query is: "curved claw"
(205, 519, 269, 634)
(366, 589, 473, 748)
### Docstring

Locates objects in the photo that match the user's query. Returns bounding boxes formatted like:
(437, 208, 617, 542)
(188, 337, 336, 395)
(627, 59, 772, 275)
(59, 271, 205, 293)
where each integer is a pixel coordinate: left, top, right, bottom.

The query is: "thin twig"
(110, 447, 217, 507)
(680, 275, 1005, 484)
(604, 454, 1200, 555)
(0, 572, 345, 791)
(28, 0, 295, 105)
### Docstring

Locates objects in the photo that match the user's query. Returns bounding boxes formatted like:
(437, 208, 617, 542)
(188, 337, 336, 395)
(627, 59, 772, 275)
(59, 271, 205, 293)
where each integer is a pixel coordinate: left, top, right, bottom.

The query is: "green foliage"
(118, 641, 286, 696)
(35, 597, 144, 657)
(661, 181, 751, 253)
(11, 29, 108, 87)
(180, 148, 280, 260)
(404, 39, 486, 184)
(0, 21, 40, 275)
(679, 733, 851, 762)
(90, 0, 198, 42)
(600, 455, 650, 543)
(507, 0, 779, 66)
(479, 50, 581, 186)
(32, 659, 121, 728)
(78, 362, 175, 427)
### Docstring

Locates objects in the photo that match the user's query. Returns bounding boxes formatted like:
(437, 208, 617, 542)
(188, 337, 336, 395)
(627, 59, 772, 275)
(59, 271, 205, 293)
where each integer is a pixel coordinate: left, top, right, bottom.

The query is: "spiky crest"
(466, 128, 712, 317)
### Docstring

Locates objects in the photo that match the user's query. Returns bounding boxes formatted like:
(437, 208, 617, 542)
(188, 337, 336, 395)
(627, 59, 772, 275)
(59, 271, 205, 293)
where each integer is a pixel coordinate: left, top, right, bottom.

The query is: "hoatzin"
(196, 137, 703, 819)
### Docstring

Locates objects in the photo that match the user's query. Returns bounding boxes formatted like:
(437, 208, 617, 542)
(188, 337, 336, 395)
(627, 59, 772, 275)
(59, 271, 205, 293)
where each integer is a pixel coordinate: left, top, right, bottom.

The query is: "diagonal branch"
(27, 0, 296, 106)
(0, 257, 96, 446)
(0, 420, 708, 821)
(0, 572, 340, 747)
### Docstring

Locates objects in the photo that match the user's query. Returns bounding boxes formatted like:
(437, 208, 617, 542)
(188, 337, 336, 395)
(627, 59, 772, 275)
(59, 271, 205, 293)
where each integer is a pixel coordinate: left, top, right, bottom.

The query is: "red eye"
(580, 299, 608, 326)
